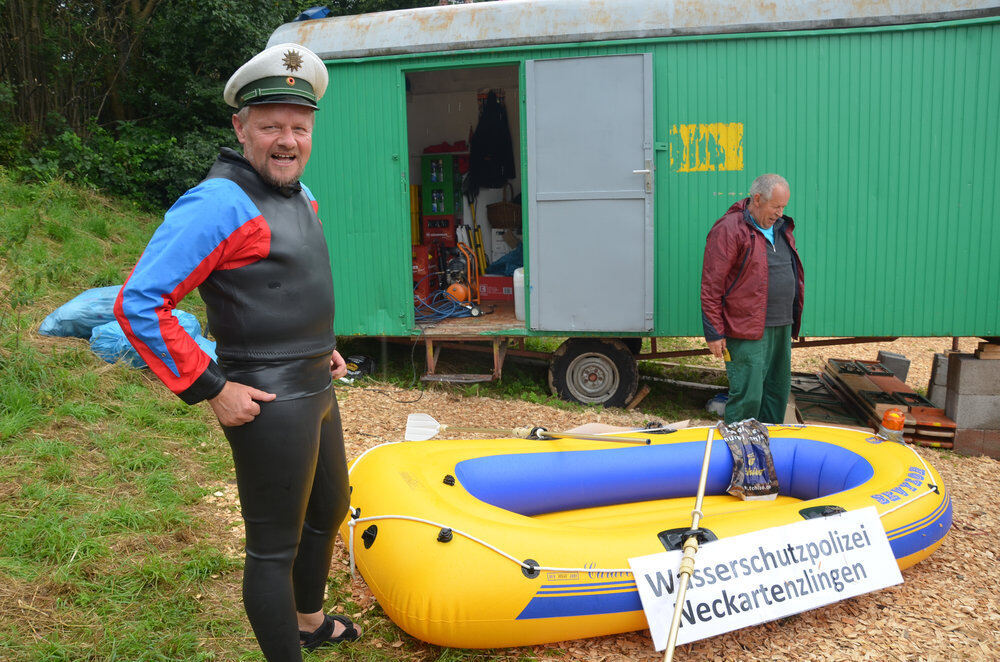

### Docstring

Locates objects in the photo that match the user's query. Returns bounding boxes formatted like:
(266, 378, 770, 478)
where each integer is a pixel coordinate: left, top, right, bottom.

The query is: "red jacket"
(700, 198, 804, 341)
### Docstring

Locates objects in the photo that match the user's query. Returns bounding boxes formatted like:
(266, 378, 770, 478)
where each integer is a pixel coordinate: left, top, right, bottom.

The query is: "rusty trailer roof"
(269, 0, 1000, 60)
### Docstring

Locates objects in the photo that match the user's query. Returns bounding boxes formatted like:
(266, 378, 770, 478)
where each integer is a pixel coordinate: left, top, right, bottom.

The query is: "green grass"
(0, 172, 552, 662)
(0, 170, 709, 661)
(0, 172, 249, 661)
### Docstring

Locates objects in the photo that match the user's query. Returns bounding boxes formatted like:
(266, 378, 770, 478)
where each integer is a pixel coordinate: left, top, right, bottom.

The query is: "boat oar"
(663, 426, 716, 662)
(404, 413, 650, 444)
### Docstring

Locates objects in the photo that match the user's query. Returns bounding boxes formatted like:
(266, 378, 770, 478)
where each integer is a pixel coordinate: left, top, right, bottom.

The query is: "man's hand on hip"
(329, 350, 348, 380)
(707, 338, 727, 360)
(209, 381, 276, 427)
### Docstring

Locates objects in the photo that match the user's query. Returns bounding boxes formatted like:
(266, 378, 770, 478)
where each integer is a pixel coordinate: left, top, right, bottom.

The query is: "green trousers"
(724, 325, 792, 425)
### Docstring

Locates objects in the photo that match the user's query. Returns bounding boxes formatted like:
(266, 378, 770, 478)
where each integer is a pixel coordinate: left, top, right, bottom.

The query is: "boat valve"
(362, 525, 378, 549)
(437, 528, 453, 543)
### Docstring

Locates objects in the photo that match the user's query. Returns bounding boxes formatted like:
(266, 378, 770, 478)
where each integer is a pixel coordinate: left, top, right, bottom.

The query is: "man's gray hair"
(749, 174, 789, 201)
(235, 105, 252, 124)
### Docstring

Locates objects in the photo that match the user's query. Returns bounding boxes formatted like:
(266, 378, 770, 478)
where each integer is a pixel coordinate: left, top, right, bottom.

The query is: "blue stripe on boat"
(517, 589, 642, 619)
(538, 581, 635, 590)
(885, 491, 952, 559)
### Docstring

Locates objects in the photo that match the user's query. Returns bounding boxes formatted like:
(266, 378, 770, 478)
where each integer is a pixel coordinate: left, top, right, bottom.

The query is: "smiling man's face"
(232, 103, 314, 188)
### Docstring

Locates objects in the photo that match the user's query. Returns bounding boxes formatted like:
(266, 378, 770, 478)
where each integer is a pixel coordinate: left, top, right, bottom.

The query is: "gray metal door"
(526, 54, 654, 332)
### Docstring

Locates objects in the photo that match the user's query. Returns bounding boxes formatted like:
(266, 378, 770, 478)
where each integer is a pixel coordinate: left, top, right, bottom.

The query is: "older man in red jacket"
(700, 174, 804, 424)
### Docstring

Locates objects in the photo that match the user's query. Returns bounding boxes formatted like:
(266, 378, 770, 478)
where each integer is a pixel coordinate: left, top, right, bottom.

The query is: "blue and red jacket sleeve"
(114, 178, 271, 404)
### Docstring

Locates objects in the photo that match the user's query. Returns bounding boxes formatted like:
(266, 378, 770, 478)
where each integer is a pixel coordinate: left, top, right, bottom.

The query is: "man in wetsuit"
(114, 44, 358, 660)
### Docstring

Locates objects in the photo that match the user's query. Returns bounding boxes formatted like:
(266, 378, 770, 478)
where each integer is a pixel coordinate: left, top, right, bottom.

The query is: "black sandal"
(299, 613, 361, 650)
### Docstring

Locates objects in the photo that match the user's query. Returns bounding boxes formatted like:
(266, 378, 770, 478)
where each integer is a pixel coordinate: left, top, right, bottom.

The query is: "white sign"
(628, 506, 902, 651)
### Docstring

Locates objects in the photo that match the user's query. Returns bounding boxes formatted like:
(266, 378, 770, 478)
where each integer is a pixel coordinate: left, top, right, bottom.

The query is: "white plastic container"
(513, 267, 525, 321)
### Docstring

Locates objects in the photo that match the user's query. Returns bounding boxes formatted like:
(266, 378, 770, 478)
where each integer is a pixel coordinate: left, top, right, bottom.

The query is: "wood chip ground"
(324, 378, 999, 661)
(205, 337, 997, 660)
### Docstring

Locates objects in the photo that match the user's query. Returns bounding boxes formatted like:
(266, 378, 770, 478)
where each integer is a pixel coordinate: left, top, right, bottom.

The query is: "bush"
(0, 84, 28, 165)
(15, 121, 236, 209)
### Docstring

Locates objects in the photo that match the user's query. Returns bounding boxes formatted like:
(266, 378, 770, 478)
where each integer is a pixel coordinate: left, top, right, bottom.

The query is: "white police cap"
(224, 43, 328, 110)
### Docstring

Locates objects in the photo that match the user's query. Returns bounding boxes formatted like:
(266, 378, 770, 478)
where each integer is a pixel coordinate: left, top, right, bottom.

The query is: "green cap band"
(236, 76, 317, 108)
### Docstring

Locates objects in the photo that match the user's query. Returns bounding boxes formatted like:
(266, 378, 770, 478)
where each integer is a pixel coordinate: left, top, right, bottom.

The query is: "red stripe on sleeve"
(118, 216, 271, 395)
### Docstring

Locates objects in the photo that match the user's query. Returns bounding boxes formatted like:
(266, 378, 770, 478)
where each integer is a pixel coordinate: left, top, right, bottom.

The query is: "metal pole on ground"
(404, 413, 651, 444)
(663, 425, 716, 662)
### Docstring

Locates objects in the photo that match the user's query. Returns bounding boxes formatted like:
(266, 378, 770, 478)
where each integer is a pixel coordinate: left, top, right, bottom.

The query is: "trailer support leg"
(425, 338, 441, 375)
(492, 338, 507, 381)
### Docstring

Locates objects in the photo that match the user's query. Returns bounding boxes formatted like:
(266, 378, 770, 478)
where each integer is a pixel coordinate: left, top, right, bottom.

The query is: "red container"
(412, 244, 435, 279)
(478, 275, 514, 301)
(414, 277, 435, 301)
(422, 214, 457, 246)
(412, 244, 439, 301)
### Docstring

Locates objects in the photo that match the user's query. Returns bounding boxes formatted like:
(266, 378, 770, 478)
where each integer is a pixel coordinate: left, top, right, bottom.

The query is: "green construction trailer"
(268, 0, 1000, 405)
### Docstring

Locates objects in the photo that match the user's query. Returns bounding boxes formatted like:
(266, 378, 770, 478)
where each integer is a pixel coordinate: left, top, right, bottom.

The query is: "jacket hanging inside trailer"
(465, 89, 515, 200)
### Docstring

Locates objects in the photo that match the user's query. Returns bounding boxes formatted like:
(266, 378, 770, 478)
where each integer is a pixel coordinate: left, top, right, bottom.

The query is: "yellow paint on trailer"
(669, 122, 744, 172)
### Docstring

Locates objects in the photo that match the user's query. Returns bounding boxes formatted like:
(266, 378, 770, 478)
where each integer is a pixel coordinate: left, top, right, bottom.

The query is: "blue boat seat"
(455, 437, 875, 517)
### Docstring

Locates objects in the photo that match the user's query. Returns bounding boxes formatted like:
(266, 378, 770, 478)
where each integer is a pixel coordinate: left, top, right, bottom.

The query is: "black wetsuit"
(116, 148, 349, 661)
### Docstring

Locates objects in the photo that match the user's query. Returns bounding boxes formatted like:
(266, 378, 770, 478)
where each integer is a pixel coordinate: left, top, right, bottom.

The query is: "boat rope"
(875, 438, 940, 518)
(344, 428, 944, 579)
(347, 514, 635, 579)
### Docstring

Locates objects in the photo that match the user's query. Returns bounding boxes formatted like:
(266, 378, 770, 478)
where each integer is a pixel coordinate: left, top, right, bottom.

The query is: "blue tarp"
(486, 242, 522, 276)
(89, 312, 216, 367)
(294, 6, 330, 21)
(40, 286, 217, 367)
(39, 285, 122, 338)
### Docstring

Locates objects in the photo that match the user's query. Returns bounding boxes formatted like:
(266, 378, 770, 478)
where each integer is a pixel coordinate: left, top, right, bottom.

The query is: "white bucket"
(513, 267, 525, 321)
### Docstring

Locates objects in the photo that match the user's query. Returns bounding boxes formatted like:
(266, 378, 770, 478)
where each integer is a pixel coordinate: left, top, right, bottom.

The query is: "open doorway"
(405, 65, 525, 333)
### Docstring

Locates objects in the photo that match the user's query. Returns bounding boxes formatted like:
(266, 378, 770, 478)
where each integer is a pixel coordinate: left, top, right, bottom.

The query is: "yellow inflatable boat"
(342, 424, 950, 648)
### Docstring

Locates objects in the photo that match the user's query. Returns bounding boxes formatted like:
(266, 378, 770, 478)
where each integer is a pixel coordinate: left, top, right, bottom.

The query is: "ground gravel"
(324, 338, 998, 661)
(203, 336, 996, 660)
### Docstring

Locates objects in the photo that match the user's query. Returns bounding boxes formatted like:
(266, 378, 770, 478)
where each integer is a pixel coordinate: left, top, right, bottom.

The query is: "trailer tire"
(548, 339, 638, 407)
(617, 337, 643, 355)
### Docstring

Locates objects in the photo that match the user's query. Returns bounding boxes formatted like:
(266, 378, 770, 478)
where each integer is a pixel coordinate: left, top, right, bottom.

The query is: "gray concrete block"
(929, 353, 949, 387)
(945, 390, 1000, 429)
(877, 350, 909, 382)
(927, 383, 948, 409)
(947, 353, 1000, 395)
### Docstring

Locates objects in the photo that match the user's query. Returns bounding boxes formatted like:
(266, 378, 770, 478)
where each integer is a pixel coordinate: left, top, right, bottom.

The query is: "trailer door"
(525, 54, 654, 332)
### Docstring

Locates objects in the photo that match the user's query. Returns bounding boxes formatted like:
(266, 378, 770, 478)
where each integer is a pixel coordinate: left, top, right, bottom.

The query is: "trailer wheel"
(548, 339, 638, 407)
(617, 337, 643, 355)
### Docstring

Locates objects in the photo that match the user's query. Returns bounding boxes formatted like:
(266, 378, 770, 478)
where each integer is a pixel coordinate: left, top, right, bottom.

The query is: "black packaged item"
(717, 419, 779, 501)
(345, 355, 375, 380)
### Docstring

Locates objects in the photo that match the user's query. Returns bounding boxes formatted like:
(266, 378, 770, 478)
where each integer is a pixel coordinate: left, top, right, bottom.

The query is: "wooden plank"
(911, 406, 957, 431)
(913, 427, 956, 439)
(866, 373, 914, 394)
(419, 302, 522, 336)
(820, 370, 879, 428)
(910, 438, 954, 449)
(975, 342, 1000, 359)
(625, 384, 651, 411)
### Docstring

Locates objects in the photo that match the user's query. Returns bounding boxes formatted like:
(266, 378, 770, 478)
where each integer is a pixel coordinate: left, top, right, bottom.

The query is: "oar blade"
(404, 413, 441, 441)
